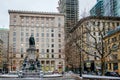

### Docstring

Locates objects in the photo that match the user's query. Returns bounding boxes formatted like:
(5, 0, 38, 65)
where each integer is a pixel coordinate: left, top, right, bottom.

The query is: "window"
(51, 29, 54, 32)
(36, 38, 39, 42)
(46, 33, 49, 37)
(21, 32, 24, 36)
(41, 49, 44, 53)
(13, 43, 16, 47)
(41, 33, 44, 37)
(47, 54, 49, 58)
(26, 33, 29, 36)
(51, 44, 54, 47)
(59, 44, 61, 48)
(52, 54, 54, 58)
(21, 48, 23, 53)
(26, 38, 29, 42)
(36, 33, 39, 37)
(21, 38, 23, 42)
(46, 38, 49, 42)
(117, 22, 119, 26)
(58, 23, 61, 27)
(41, 38, 44, 42)
(13, 38, 16, 42)
(51, 49, 54, 53)
(93, 32, 95, 36)
(58, 34, 61, 37)
(46, 49, 49, 53)
(59, 55, 61, 58)
(21, 54, 23, 58)
(59, 49, 61, 53)
(13, 32, 16, 36)
(51, 39, 54, 42)
(58, 39, 61, 42)
(51, 33, 54, 37)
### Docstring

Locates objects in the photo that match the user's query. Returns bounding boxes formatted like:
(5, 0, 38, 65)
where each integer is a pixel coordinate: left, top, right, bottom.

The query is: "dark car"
(105, 71, 120, 77)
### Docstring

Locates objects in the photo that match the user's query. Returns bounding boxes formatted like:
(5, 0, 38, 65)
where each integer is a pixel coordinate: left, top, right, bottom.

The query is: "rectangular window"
(46, 38, 49, 42)
(41, 33, 44, 37)
(36, 33, 39, 37)
(26, 33, 29, 36)
(41, 49, 44, 53)
(21, 38, 23, 42)
(13, 32, 16, 36)
(21, 32, 24, 36)
(26, 38, 28, 42)
(52, 54, 54, 58)
(46, 33, 49, 37)
(51, 39, 54, 42)
(51, 44, 54, 47)
(58, 34, 61, 37)
(21, 48, 23, 53)
(59, 49, 61, 53)
(46, 49, 49, 53)
(36, 38, 39, 42)
(51, 49, 54, 53)
(51, 29, 54, 32)
(59, 44, 61, 48)
(13, 38, 16, 42)
(58, 39, 61, 42)
(51, 33, 54, 37)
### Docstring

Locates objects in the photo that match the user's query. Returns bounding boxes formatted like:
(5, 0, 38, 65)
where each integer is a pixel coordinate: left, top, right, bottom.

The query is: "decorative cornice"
(8, 10, 64, 16)
(70, 16, 120, 33)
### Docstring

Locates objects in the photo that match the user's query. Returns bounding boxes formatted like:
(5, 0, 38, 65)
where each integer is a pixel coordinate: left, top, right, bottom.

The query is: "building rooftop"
(8, 10, 64, 16)
(70, 16, 120, 33)
(106, 26, 120, 37)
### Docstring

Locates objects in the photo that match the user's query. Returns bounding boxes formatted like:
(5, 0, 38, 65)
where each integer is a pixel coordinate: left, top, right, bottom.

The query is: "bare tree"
(66, 22, 112, 75)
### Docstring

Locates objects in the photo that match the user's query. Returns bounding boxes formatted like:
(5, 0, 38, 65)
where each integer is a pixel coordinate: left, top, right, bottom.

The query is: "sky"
(0, 0, 96, 28)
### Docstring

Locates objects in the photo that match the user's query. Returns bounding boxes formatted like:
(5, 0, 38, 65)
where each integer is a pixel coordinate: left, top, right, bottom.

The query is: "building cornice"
(8, 10, 65, 16)
(70, 16, 120, 33)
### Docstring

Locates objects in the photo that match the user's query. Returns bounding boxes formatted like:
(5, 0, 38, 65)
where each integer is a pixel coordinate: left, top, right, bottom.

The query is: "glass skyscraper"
(90, 0, 120, 17)
(90, 0, 104, 16)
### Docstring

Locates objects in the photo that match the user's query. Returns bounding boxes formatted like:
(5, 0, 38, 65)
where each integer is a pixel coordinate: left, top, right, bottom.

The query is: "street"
(0, 77, 77, 80)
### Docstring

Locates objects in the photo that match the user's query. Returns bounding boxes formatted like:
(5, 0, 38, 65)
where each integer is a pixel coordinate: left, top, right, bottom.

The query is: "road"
(0, 77, 77, 80)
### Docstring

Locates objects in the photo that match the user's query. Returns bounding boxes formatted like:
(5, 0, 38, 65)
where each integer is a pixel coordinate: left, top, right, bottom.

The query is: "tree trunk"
(101, 58, 105, 76)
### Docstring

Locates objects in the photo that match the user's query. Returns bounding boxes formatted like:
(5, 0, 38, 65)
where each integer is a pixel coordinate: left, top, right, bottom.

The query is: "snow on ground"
(83, 74, 120, 79)
(43, 73, 62, 78)
(0, 74, 18, 78)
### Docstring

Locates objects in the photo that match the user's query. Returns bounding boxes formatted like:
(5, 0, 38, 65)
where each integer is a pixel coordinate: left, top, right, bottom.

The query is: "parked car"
(105, 71, 120, 77)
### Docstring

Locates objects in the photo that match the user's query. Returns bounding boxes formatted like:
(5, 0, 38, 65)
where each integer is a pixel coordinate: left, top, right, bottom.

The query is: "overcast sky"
(0, 0, 96, 28)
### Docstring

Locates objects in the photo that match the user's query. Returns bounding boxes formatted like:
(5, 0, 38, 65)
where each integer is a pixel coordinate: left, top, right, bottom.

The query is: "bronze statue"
(29, 35, 35, 45)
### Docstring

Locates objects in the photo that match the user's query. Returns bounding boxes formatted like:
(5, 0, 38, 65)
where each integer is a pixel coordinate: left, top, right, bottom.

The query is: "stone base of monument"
(22, 70, 40, 78)
(20, 43, 41, 78)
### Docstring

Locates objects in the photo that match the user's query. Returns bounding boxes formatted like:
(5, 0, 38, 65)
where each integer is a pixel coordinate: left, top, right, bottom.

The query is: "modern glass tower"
(90, 0, 120, 17)
(103, 0, 117, 16)
(90, 0, 104, 16)
(116, 0, 120, 16)
(58, 0, 79, 35)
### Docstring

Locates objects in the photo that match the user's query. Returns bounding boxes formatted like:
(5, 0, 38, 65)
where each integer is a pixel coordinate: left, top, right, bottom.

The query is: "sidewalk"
(63, 73, 83, 80)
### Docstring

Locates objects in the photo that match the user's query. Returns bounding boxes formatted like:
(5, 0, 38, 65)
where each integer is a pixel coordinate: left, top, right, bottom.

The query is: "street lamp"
(79, 51, 82, 77)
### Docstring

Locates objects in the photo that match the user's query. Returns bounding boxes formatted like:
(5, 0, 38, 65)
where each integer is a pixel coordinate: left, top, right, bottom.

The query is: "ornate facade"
(8, 10, 65, 72)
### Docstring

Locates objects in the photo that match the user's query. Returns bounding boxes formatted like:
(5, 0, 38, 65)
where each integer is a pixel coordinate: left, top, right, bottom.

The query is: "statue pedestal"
(21, 45, 41, 78)
(27, 45, 36, 60)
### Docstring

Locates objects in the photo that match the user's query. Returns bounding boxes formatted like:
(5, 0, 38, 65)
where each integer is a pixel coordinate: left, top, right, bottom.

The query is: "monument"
(20, 35, 41, 78)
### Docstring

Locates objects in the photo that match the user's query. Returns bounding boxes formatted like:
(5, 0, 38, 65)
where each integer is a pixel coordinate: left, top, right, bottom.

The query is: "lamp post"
(79, 51, 82, 77)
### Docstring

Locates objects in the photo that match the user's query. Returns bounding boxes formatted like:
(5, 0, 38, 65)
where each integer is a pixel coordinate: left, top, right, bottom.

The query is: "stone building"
(104, 26, 120, 74)
(66, 16, 120, 72)
(0, 39, 3, 72)
(8, 10, 65, 72)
